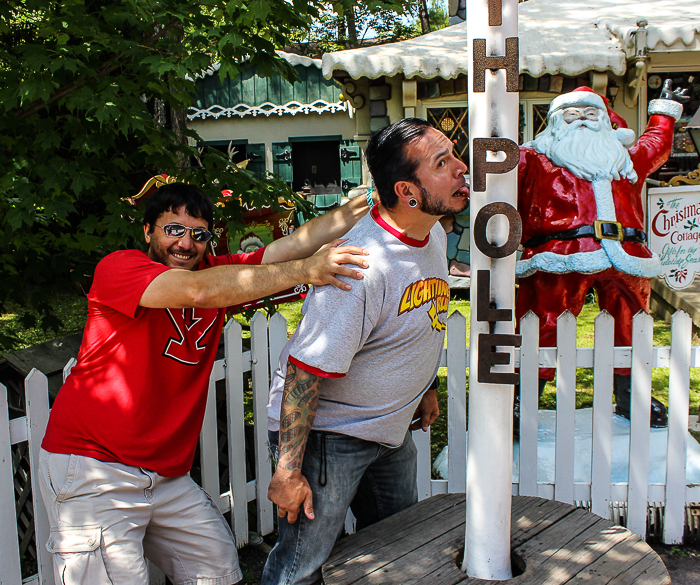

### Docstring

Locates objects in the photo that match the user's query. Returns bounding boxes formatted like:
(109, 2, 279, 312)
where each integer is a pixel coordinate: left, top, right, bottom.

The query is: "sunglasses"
(155, 223, 213, 242)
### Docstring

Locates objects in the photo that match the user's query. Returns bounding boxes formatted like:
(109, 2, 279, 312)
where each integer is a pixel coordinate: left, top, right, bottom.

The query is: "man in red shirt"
(39, 182, 372, 585)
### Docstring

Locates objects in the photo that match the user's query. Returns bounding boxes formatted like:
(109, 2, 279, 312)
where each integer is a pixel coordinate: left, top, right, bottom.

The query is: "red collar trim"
(371, 206, 429, 247)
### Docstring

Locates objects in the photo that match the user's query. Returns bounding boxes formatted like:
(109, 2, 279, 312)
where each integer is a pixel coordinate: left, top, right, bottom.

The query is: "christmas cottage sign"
(649, 184, 700, 289)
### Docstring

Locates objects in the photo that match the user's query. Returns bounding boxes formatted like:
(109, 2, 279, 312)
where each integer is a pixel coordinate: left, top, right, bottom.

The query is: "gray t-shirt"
(267, 208, 449, 447)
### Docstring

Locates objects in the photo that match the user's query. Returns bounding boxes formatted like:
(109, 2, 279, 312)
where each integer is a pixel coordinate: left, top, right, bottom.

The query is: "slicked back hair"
(364, 118, 433, 210)
(143, 182, 215, 233)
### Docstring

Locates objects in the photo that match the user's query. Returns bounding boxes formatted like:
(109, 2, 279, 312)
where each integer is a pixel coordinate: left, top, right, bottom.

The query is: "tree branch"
(18, 19, 182, 119)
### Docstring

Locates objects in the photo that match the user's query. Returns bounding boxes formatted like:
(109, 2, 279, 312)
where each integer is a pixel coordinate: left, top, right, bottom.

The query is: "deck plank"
(323, 494, 670, 585)
(325, 494, 465, 576)
(515, 522, 630, 584)
(567, 537, 669, 584)
(326, 508, 465, 584)
(358, 526, 465, 585)
(511, 496, 578, 548)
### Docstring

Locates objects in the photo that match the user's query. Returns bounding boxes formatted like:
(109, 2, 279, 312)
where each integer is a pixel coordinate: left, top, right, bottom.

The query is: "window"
(519, 99, 551, 145)
(647, 72, 700, 184)
(428, 100, 552, 172)
(427, 107, 469, 170)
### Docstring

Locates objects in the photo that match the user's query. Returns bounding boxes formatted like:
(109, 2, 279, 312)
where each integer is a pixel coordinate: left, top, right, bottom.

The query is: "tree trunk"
(337, 17, 345, 46)
(170, 103, 190, 170)
(346, 7, 358, 48)
(152, 22, 190, 170)
(418, 0, 431, 34)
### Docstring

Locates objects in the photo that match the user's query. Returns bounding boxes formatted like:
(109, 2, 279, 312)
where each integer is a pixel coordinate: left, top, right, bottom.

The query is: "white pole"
(464, 0, 520, 579)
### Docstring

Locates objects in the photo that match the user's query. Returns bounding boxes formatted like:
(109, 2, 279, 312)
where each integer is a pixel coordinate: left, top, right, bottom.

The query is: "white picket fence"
(2, 309, 699, 585)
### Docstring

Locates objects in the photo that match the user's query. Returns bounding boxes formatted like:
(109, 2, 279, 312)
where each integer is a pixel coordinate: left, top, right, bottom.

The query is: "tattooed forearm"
(284, 378, 318, 405)
(281, 410, 301, 430)
(280, 427, 304, 443)
(278, 362, 320, 473)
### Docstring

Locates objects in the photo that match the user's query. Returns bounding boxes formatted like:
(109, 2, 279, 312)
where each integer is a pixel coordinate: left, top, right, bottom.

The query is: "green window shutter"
(340, 140, 362, 195)
(245, 143, 266, 177)
(272, 142, 293, 185)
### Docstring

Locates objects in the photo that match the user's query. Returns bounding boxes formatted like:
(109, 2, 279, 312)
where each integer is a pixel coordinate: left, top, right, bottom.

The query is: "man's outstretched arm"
(262, 192, 372, 264)
(140, 194, 374, 310)
(267, 362, 321, 523)
(139, 240, 368, 309)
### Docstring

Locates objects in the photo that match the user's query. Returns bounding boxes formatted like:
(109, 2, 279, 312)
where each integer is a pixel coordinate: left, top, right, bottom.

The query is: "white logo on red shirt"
(163, 308, 218, 365)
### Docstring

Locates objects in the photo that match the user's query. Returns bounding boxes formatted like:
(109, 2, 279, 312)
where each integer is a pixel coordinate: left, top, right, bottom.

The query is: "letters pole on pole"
(464, 0, 521, 578)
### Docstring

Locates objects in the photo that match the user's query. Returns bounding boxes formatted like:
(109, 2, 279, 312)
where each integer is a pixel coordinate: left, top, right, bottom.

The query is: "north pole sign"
(465, 0, 521, 579)
(474, 202, 522, 384)
(468, 0, 522, 387)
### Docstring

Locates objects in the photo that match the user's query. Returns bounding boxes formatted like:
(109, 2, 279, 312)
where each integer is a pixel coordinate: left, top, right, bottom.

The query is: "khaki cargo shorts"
(38, 449, 242, 585)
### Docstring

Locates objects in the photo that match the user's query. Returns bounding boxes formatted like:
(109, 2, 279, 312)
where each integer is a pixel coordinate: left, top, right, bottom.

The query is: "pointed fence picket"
(665, 311, 693, 544)
(24, 370, 51, 585)
(518, 312, 540, 497)
(224, 318, 249, 547)
(628, 312, 655, 538)
(590, 311, 614, 519)
(446, 310, 467, 494)
(555, 310, 577, 505)
(2, 308, 700, 585)
(250, 311, 274, 537)
(0, 380, 22, 585)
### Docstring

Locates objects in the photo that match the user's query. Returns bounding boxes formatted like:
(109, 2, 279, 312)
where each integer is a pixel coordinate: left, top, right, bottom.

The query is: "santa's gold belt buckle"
(594, 220, 624, 241)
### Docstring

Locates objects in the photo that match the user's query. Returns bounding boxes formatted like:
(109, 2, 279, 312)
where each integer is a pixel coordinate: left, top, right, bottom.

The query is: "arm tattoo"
(278, 363, 320, 472)
(281, 410, 301, 430)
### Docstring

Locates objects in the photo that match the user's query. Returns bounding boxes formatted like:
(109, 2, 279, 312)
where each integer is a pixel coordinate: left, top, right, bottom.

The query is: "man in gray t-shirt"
(262, 118, 470, 585)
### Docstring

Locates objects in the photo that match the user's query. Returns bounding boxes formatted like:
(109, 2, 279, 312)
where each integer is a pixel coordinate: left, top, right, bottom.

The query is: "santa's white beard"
(532, 119, 638, 183)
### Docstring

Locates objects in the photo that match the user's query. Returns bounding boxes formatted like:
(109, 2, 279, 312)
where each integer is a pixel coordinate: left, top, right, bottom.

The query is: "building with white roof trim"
(319, 0, 700, 281)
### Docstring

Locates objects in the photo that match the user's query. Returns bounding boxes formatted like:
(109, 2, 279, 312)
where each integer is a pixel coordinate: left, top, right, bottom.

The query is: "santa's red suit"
(515, 91, 682, 381)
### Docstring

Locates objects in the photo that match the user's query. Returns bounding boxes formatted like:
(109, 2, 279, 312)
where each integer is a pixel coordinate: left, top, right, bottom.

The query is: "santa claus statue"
(515, 83, 686, 429)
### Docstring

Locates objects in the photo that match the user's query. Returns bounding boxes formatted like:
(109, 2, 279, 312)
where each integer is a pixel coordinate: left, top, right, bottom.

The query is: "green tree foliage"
(296, 5, 413, 52)
(0, 0, 404, 350)
(427, 0, 449, 31)
(290, 0, 447, 55)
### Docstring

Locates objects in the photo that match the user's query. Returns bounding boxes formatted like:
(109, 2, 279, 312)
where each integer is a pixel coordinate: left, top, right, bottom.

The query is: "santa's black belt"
(523, 221, 647, 249)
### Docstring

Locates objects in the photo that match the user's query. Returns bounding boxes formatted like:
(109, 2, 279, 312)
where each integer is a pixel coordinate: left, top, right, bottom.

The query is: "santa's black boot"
(514, 378, 548, 440)
(613, 373, 668, 428)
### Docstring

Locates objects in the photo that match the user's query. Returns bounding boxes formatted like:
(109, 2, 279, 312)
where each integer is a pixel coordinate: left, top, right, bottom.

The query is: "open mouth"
(171, 252, 195, 264)
(452, 185, 470, 198)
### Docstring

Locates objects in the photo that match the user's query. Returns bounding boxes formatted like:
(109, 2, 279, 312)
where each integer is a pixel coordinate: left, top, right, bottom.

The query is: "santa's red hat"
(548, 86, 635, 147)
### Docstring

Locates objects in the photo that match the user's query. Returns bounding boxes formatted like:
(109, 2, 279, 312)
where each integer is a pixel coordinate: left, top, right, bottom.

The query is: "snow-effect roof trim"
(196, 51, 321, 79)
(321, 0, 700, 81)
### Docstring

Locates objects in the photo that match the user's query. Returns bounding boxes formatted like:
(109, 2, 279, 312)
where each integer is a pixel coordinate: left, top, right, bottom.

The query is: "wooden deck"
(323, 494, 671, 584)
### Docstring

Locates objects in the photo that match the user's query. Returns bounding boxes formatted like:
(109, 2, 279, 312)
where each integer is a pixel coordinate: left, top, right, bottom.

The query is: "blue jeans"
(261, 429, 418, 585)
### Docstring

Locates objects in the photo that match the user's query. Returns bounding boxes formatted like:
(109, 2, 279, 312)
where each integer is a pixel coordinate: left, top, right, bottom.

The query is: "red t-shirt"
(42, 248, 265, 476)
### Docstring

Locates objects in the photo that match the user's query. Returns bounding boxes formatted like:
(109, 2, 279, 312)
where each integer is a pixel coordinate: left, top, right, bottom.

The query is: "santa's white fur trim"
(516, 249, 611, 277)
(648, 99, 683, 121)
(592, 178, 616, 221)
(616, 127, 636, 148)
(600, 239, 661, 277)
(591, 179, 661, 276)
(549, 90, 605, 116)
(516, 246, 661, 279)
(517, 178, 662, 279)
